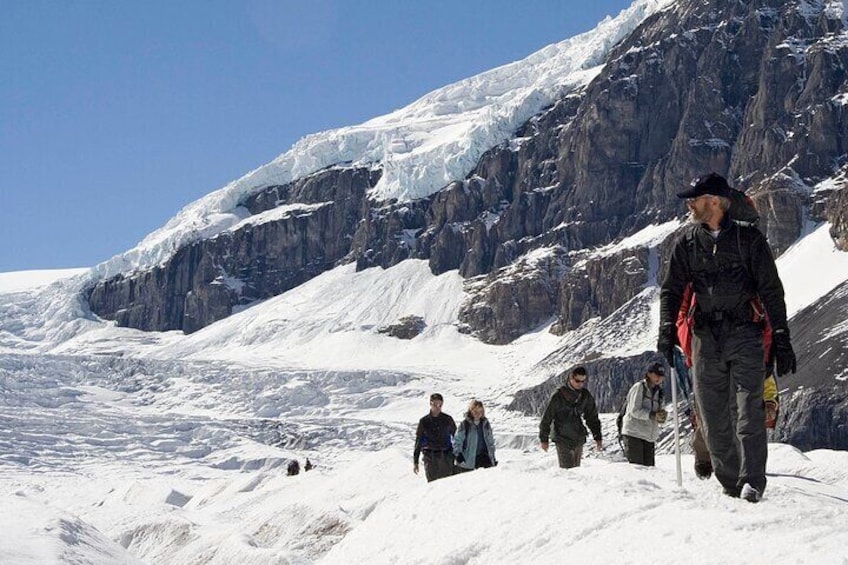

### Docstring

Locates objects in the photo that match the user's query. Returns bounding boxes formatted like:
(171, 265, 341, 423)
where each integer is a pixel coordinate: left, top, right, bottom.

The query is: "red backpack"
(675, 283, 773, 368)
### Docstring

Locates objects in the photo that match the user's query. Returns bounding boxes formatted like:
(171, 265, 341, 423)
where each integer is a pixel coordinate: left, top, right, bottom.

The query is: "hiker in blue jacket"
(453, 399, 497, 472)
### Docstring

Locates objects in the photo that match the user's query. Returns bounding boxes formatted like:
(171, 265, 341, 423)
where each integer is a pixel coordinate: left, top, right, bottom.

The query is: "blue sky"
(1, 0, 634, 272)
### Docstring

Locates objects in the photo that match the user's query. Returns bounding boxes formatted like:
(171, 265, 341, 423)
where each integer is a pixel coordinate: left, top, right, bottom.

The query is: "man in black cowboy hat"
(657, 173, 796, 503)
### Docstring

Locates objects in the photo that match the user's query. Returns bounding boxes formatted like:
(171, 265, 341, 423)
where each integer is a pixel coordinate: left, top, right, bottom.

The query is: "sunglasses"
(571, 377, 587, 384)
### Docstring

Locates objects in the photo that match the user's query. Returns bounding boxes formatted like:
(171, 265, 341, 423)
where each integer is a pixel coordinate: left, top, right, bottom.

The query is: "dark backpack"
(727, 188, 759, 226)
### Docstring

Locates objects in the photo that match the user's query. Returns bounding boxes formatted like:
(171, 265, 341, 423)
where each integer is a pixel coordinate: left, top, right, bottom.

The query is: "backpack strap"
(616, 396, 628, 448)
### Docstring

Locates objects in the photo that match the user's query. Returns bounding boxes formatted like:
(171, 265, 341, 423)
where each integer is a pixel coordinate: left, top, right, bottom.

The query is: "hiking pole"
(670, 365, 683, 487)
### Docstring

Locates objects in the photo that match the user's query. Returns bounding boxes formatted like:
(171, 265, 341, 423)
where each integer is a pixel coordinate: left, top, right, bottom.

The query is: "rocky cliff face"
(89, 167, 379, 332)
(356, 0, 848, 343)
(828, 184, 848, 251)
(771, 279, 848, 450)
(777, 386, 848, 451)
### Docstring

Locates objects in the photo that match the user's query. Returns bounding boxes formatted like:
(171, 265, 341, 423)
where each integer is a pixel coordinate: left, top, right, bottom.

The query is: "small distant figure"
(453, 399, 497, 472)
(304, 458, 314, 472)
(413, 393, 457, 482)
(620, 362, 667, 467)
(539, 366, 603, 469)
(287, 459, 300, 476)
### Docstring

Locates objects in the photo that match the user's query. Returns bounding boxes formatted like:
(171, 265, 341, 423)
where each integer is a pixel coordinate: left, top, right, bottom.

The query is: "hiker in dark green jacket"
(539, 366, 603, 468)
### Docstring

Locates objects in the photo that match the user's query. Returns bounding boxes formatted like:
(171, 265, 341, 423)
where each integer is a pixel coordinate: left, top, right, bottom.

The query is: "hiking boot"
(741, 484, 762, 503)
(722, 486, 741, 498)
(694, 460, 713, 480)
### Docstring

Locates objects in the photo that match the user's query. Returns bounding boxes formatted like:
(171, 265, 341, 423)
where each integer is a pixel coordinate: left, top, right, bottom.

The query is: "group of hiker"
(413, 173, 797, 504)
(413, 394, 498, 482)
(286, 457, 314, 476)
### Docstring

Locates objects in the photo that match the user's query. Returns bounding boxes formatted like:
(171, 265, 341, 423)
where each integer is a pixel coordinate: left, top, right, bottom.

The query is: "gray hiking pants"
(422, 450, 454, 482)
(623, 435, 656, 467)
(691, 320, 767, 493)
(555, 443, 583, 469)
(692, 419, 710, 465)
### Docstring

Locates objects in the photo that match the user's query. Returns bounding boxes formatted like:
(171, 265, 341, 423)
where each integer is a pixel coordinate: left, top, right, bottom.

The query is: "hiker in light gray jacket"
(621, 362, 667, 467)
(453, 399, 497, 472)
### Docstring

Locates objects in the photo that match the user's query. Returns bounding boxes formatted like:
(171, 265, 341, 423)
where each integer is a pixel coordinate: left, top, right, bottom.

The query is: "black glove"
(772, 328, 797, 376)
(455, 454, 465, 464)
(657, 322, 677, 364)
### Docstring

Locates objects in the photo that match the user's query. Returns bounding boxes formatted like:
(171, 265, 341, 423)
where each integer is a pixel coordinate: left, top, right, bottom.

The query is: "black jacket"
(660, 217, 788, 331)
(413, 412, 457, 464)
(539, 385, 602, 449)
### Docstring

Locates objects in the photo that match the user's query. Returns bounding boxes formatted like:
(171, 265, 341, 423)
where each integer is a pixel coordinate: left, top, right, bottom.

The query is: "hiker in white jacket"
(621, 362, 667, 466)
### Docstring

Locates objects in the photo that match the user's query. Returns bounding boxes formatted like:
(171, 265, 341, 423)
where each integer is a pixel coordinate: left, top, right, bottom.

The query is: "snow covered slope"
(3, 215, 848, 565)
(3, 363, 847, 565)
(0, 268, 87, 293)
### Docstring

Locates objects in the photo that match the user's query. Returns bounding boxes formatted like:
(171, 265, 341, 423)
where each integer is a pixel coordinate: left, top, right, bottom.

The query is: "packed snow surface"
(2, 220, 848, 564)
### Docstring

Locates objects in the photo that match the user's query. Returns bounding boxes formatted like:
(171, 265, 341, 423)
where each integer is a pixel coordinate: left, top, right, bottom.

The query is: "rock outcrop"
(553, 248, 652, 334)
(377, 315, 426, 340)
(770, 279, 848, 450)
(828, 185, 848, 252)
(776, 386, 848, 451)
(459, 247, 568, 345)
(89, 167, 379, 332)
